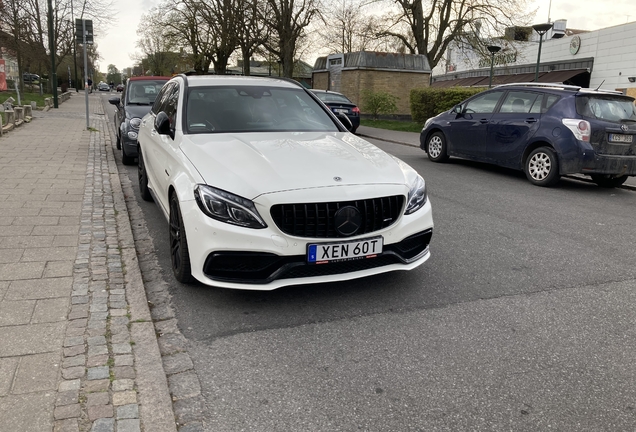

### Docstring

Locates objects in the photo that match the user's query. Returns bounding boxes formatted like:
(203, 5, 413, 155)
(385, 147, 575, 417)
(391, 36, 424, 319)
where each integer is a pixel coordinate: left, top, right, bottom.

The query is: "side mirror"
(108, 97, 120, 105)
(452, 105, 461, 114)
(154, 112, 173, 138)
(335, 113, 353, 132)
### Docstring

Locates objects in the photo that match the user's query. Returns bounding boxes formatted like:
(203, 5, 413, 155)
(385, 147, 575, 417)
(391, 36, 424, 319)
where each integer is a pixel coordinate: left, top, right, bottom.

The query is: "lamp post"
(487, 45, 501, 88)
(532, 23, 553, 82)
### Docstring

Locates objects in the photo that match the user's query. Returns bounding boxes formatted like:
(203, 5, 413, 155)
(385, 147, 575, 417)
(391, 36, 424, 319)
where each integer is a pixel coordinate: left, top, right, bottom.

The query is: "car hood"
(125, 104, 153, 119)
(179, 132, 410, 199)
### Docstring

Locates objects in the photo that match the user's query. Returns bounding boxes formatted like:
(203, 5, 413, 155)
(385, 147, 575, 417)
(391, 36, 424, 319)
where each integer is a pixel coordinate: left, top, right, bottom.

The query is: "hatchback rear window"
(576, 96, 636, 122)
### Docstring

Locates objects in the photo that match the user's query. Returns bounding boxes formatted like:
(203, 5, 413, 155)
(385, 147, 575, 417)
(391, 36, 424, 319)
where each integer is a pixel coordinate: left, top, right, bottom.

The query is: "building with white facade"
(431, 20, 636, 98)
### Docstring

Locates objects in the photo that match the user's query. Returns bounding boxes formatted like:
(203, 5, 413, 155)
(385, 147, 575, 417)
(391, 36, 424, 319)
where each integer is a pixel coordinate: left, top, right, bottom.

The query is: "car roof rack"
(494, 82, 582, 91)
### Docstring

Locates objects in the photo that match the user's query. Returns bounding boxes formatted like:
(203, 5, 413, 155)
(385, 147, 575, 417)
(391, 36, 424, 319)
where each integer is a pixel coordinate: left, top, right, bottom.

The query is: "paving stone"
(0, 322, 67, 357)
(116, 403, 139, 419)
(111, 379, 134, 392)
(4, 277, 72, 300)
(90, 417, 115, 431)
(112, 342, 132, 354)
(150, 303, 175, 321)
(113, 366, 135, 379)
(173, 395, 206, 425)
(88, 403, 114, 421)
(168, 372, 201, 400)
(178, 422, 204, 432)
(162, 352, 194, 375)
(116, 419, 141, 432)
(114, 355, 133, 367)
(109, 301, 127, 309)
(53, 418, 80, 432)
(87, 336, 107, 346)
(32, 297, 69, 323)
(87, 392, 110, 407)
(56, 390, 79, 407)
(112, 390, 137, 406)
(83, 379, 110, 393)
(0, 300, 35, 326)
(87, 345, 108, 357)
(111, 332, 130, 344)
(54, 403, 81, 420)
(157, 332, 188, 356)
(87, 366, 109, 380)
(12, 352, 60, 393)
(61, 366, 85, 380)
(64, 345, 85, 357)
(70, 295, 89, 304)
(89, 303, 107, 313)
(110, 316, 128, 326)
(63, 355, 85, 369)
(65, 326, 85, 336)
(0, 357, 19, 396)
(59, 379, 81, 392)
(154, 318, 179, 335)
(86, 354, 109, 368)
(109, 308, 128, 317)
(64, 336, 84, 347)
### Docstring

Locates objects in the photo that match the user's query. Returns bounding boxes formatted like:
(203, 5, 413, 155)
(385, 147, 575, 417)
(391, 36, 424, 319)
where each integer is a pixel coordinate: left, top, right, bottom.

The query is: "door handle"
(479, 119, 489, 124)
(525, 118, 537, 123)
(151, 130, 157, 136)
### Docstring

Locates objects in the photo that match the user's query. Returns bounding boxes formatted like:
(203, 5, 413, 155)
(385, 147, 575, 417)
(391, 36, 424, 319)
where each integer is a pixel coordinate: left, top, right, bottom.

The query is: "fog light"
(127, 131, 138, 139)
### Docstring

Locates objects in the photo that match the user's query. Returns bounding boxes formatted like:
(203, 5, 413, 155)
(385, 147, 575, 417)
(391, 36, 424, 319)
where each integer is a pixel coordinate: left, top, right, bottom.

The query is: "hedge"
(410, 87, 485, 124)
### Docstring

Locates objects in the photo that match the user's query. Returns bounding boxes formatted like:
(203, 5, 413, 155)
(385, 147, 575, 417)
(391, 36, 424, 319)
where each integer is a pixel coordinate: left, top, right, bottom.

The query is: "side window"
(464, 91, 503, 114)
(543, 95, 560, 113)
(163, 84, 180, 126)
(529, 94, 544, 113)
(499, 91, 541, 114)
(151, 82, 174, 115)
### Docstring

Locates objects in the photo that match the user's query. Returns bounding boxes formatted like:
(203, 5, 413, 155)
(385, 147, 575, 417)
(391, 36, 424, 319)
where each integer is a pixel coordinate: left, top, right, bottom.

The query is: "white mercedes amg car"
(136, 75, 434, 290)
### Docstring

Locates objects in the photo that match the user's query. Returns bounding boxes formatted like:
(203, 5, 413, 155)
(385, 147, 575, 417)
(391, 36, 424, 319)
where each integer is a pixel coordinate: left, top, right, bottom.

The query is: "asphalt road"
(100, 94, 636, 431)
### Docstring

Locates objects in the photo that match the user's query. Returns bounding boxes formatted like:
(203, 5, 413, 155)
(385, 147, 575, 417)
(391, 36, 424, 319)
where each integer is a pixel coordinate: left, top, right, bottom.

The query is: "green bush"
(410, 87, 485, 124)
(361, 90, 399, 120)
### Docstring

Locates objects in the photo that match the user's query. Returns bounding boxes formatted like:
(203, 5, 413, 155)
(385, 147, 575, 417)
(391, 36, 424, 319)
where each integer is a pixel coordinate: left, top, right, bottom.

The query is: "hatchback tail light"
(352, 107, 360, 116)
(562, 119, 591, 142)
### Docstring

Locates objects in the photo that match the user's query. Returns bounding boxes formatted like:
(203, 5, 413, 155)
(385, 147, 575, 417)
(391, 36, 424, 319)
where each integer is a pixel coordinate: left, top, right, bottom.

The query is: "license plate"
(609, 134, 633, 143)
(308, 237, 383, 263)
(334, 108, 349, 114)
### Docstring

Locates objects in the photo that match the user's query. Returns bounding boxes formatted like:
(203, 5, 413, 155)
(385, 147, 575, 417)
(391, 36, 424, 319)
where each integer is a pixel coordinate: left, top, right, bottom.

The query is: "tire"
(115, 127, 121, 150)
(524, 147, 560, 187)
(138, 148, 153, 202)
(426, 132, 449, 162)
(169, 193, 194, 284)
(121, 144, 135, 165)
(590, 174, 628, 188)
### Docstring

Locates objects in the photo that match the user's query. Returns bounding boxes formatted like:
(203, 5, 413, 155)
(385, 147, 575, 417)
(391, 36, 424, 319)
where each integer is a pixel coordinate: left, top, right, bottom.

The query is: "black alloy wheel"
(169, 193, 194, 284)
(137, 148, 153, 202)
(426, 132, 450, 162)
(590, 174, 628, 188)
(524, 147, 560, 187)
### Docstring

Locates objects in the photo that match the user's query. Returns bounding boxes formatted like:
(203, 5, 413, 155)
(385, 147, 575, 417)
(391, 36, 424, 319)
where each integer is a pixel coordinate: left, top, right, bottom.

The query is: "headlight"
(405, 175, 427, 215)
(423, 117, 433, 130)
(194, 185, 267, 229)
(129, 117, 142, 129)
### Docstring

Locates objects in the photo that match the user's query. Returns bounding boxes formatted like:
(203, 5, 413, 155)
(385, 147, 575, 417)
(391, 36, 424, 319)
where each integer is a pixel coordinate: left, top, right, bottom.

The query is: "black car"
(310, 89, 360, 133)
(116, 84, 124, 92)
(108, 76, 170, 165)
(420, 82, 636, 187)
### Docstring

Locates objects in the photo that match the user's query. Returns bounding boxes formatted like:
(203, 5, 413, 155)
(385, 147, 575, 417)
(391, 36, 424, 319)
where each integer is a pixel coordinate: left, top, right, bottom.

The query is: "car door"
(143, 82, 175, 214)
(447, 91, 504, 159)
(483, 90, 544, 168)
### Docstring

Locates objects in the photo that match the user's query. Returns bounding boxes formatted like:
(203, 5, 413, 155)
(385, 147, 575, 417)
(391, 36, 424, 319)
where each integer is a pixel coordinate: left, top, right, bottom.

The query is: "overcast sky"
(95, 0, 636, 73)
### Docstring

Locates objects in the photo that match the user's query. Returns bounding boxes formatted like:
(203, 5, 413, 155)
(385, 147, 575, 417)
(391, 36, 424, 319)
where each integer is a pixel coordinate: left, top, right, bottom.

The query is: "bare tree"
(235, 0, 269, 75)
(316, 0, 381, 53)
(196, 0, 241, 74)
(377, 0, 531, 69)
(135, 9, 178, 75)
(262, 0, 321, 78)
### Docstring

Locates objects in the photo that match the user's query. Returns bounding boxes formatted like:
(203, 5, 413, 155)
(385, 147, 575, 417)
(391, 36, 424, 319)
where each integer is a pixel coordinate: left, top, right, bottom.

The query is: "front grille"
(270, 195, 404, 238)
(202, 229, 432, 284)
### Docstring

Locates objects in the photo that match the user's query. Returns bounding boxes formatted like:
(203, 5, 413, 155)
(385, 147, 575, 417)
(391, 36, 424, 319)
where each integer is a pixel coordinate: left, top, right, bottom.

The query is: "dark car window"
(575, 95, 636, 122)
(499, 91, 541, 114)
(185, 86, 339, 134)
(127, 80, 169, 106)
(464, 91, 503, 114)
(163, 84, 180, 126)
(313, 92, 352, 103)
(151, 82, 174, 115)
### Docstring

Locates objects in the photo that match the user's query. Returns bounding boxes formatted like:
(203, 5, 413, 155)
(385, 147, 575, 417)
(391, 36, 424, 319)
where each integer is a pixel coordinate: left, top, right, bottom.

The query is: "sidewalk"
(357, 125, 636, 190)
(0, 92, 175, 431)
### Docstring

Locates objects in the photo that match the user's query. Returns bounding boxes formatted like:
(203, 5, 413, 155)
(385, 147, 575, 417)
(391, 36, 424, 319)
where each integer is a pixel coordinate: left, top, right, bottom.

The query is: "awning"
(537, 69, 588, 83)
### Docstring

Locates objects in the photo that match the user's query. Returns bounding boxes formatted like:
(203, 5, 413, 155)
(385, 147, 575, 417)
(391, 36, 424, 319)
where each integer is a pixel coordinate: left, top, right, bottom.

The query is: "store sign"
(478, 52, 517, 68)
(570, 35, 581, 55)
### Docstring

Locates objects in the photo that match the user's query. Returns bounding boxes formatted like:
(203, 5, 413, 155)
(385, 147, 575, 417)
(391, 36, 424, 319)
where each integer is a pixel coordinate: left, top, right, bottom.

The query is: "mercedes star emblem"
(334, 206, 362, 236)
(621, 124, 629, 132)
(334, 176, 342, 182)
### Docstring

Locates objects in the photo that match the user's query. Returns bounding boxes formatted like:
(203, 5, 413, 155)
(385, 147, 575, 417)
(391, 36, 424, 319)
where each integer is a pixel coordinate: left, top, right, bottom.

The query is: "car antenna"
(594, 80, 605, 91)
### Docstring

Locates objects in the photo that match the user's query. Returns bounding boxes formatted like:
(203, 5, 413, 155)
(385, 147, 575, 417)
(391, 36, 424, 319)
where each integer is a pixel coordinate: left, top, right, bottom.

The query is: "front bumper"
(180, 184, 434, 290)
(121, 132, 139, 158)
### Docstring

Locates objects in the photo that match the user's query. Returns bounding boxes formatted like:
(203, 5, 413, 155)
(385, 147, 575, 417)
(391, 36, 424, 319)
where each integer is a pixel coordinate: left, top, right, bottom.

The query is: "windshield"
(127, 81, 168, 105)
(186, 86, 340, 133)
(576, 95, 636, 122)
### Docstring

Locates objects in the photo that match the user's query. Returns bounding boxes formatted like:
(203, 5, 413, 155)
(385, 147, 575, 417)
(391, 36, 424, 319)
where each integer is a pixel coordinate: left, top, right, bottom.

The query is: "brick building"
(312, 52, 432, 117)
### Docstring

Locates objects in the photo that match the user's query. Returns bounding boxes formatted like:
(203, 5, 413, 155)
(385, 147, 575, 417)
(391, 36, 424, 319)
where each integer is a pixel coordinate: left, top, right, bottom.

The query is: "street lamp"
(487, 45, 501, 88)
(532, 22, 553, 82)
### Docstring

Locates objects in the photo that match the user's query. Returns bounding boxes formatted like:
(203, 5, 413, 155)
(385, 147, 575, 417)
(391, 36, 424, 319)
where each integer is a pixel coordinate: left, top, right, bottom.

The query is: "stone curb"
(101, 97, 204, 431)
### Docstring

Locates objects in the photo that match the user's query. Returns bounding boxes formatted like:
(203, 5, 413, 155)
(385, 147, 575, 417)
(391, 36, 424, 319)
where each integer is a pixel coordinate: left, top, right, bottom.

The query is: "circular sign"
(570, 35, 581, 55)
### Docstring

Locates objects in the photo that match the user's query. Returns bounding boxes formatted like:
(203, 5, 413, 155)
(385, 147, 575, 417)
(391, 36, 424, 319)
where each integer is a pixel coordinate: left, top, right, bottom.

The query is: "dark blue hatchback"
(420, 83, 636, 187)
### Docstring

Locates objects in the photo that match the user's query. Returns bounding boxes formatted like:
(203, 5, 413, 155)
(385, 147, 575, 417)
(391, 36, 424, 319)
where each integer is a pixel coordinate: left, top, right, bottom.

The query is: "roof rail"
(578, 88, 624, 95)
(494, 82, 582, 91)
